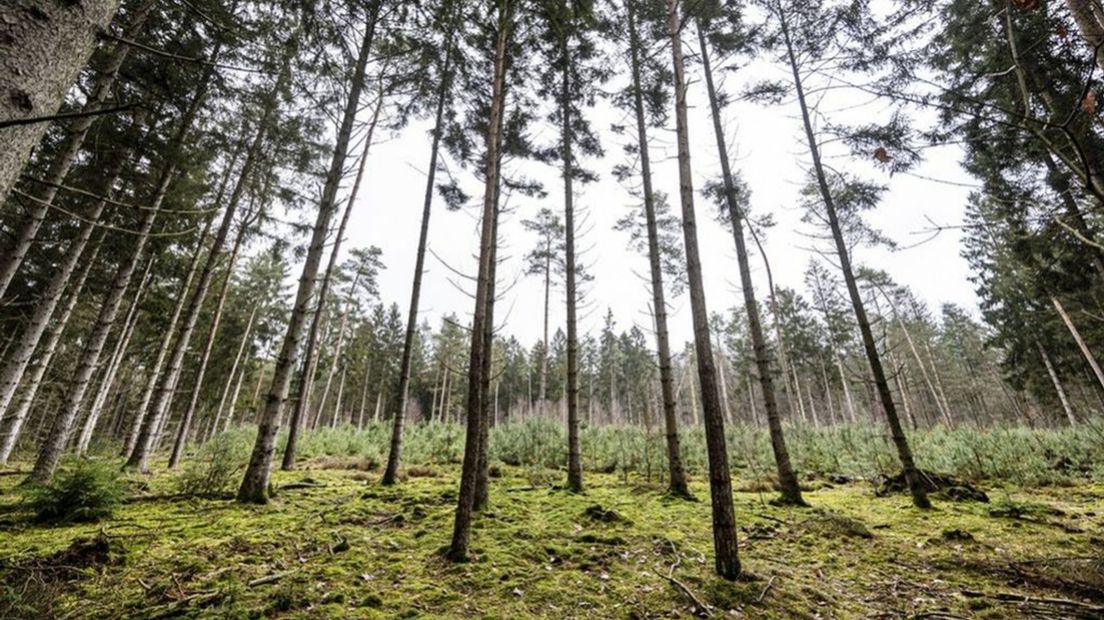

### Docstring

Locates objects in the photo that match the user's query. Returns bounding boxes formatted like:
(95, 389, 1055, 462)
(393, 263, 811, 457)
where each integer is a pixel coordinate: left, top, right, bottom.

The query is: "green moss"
(0, 462, 1101, 619)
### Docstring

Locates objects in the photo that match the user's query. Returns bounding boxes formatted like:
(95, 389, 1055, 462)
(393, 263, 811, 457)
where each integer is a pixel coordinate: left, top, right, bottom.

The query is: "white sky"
(340, 45, 979, 348)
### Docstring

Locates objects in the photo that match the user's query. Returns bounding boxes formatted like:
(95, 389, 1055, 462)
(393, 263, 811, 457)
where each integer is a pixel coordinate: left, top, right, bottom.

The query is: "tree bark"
(238, 6, 379, 503)
(698, 22, 804, 505)
(0, 0, 122, 206)
(667, 0, 741, 580)
(0, 0, 154, 299)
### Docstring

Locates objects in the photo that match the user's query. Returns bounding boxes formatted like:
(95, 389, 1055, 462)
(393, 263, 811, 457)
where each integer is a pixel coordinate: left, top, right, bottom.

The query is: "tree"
(665, 0, 740, 580)
(520, 207, 564, 420)
(696, 3, 804, 505)
(612, 0, 690, 497)
(383, 0, 461, 483)
(238, 0, 382, 503)
(447, 0, 515, 562)
(765, 0, 930, 508)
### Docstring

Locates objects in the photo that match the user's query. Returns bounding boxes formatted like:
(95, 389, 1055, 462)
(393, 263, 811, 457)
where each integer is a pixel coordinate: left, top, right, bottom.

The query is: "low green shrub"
(25, 460, 127, 523)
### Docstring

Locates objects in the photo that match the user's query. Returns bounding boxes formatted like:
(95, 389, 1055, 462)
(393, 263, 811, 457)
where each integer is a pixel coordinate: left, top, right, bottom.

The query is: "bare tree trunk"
(0, 233, 104, 464)
(0, 0, 154, 299)
(473, 196, 500, 511)
(168, 205, 254, 469)
(701, 25, 805, 510)
(778, 4, 929, 508)
(0, 114, 144, 424)
(208, 306, 257, 441)
(239, 6, 379, 503)
(560, 28, 583, 495)
(819, 362, 837, 425)
(359, 355, 373, 428)
(382, 19, 457, 482)
(627, 2, 690, 497)
(667, 0, 740, 579)
(76, 258, 152, 455)
(0, 0, 121, 205)
(1037, 340, 1076, 425)
(448, 0, 510, 562)
(1051, 296, 1104, 393)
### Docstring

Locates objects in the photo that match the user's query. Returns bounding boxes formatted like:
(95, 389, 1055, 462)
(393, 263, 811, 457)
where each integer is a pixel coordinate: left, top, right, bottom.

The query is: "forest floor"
(0, 462, 1102, 619)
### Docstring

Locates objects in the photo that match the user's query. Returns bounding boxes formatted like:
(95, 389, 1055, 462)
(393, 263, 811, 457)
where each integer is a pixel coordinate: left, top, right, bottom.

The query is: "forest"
(1, 0, 1103, 617)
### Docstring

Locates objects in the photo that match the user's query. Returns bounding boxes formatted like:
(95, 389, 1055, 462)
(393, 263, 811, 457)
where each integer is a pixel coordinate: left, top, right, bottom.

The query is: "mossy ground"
(1, 463, 1102, 619)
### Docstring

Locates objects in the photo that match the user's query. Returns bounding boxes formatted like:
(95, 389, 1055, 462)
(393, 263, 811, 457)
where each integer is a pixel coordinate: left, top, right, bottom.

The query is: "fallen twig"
(757, 576, 776, 603)
(248, 570, 296, 588)
(655, 543, 712, 618)
(961, 589, 1104, 613)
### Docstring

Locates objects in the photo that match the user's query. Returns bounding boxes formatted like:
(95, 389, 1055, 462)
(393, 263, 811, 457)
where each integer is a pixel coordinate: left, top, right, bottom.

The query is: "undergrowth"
(136, 418, 1104, 488)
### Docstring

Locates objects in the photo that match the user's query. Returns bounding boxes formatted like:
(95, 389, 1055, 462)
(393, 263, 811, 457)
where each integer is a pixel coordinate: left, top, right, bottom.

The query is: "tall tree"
(696, 6, 804, 505)
(666, 0, 740, 580)
(519, 207, 564, 420)
(613, 0, 691, 498)
(447, 0, 514, 562)
(766, 0, 930, 508)
(383, 1, 460, 483)
(238, 0, 382, 503)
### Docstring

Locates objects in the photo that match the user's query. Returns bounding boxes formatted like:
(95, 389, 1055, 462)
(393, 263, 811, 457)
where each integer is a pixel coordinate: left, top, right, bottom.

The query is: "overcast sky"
(336, 40, 979, 348)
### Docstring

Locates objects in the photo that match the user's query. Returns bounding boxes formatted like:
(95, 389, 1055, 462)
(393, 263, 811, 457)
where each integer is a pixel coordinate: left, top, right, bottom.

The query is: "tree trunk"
(168, 203, 254, 469)
(626, 0, 690, 498)
(0, 0, 122, 206)
(1051, 295, 1104, 393)
(1037, 340, 1076, 425)
(698, 22, 803, 504)
(76, 258, 152, 455)
(0, 0, 153, 299)
(208, 306, 256, 441)
(382, 27, 455, 476)
(560, 27, 583, 495)
(778, 5, 929, 508)
(284, 78, 384, 469)
(473, 194, 500, 511)
(238, 5, 379, 503)
(0, 232, 104, 464)
(447, 0, 510, 562)
(667, 0, 740, 580)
